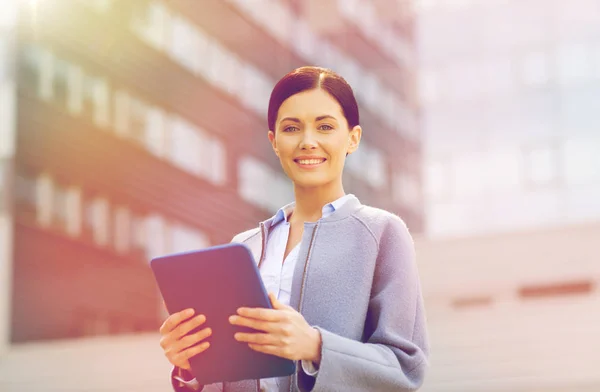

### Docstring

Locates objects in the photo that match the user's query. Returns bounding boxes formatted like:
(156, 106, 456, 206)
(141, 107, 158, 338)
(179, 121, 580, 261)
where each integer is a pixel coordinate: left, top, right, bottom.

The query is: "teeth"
(298, 159, 324, 165)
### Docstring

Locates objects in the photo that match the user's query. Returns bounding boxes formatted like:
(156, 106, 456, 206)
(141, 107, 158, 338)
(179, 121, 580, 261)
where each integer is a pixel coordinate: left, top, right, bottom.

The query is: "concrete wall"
(415, 222, 600, 392)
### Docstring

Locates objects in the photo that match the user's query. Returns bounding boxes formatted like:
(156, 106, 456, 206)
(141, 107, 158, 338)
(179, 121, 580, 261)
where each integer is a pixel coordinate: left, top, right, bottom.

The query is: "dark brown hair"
(267, 66, 360, 132)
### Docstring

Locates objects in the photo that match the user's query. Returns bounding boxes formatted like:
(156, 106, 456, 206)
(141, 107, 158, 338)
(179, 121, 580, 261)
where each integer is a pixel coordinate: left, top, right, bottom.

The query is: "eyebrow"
(280, 115, 338, 123)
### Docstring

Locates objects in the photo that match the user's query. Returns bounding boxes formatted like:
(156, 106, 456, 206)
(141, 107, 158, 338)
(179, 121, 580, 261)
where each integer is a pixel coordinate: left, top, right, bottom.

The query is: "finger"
(172, 314, 207, 340)
(236, 307, 285, 321)
(173, 341, 210, 365)
(268, 292, 281, 309)
(176, 327, 212, 352)
(229, 315, 275, 332)
(234, 332, 278, 345)
(160, 308, 195, 335)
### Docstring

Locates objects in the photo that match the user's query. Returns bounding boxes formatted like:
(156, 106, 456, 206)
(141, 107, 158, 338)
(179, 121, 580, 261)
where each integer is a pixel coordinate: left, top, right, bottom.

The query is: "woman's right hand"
(159, 308, 213, 370)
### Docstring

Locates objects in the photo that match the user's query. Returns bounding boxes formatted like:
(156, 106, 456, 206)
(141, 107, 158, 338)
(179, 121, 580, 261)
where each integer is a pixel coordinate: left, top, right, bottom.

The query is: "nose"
(299, 130, 318, 150)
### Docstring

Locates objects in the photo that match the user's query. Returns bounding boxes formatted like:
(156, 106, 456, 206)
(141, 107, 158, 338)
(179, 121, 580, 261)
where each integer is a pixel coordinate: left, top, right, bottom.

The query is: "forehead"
(277, 89, 344, 121)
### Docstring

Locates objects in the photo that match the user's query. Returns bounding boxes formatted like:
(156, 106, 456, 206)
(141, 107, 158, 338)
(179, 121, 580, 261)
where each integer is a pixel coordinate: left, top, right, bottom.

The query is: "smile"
(294, 158, 326, 167)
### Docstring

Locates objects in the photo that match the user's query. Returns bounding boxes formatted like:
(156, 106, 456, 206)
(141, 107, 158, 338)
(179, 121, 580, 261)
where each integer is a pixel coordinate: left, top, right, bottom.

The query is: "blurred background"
(0, 0, 598, 391)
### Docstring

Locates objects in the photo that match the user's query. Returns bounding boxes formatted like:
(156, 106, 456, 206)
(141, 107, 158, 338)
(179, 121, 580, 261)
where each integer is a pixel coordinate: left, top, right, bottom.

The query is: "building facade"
(418, 0, 600, 238)
(1, 0, 421, 350)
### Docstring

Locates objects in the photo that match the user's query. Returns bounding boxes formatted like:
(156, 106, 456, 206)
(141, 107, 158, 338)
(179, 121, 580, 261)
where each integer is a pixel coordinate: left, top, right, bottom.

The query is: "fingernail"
(234, 333, 240, 340)
(229, 315, 237, 323)
(186, 309, 194, 316)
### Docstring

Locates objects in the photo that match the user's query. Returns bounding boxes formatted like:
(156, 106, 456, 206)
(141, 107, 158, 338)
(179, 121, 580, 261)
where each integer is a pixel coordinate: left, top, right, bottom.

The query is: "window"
(523, 144, 560, 187)
(556, 42, 593, 85)
(425, 159, 451, 201)
(89, 77, 110, 127)
(145, 213, 168, 259)
(204, 137, 227, 185)
(418, 69, 438, 104)
(521, 50, 550, 86)
(14, 172, 38, 220)
(36, 173, 53, 227)
(0, 0, 17, 28)
(66, 64, 84, 114)
(113, 90, 130, 137)
(238, 156, 270, 209)
(129, 96, 150, 146)
(144, 106, 167, 158)
(238, 156, 291, 212)
(480, 57, 515, 96)
(131, 0, 171, 51)
(168, 116, 203, 176)
(170, 224, 209, 253)
(453, 152, 485, 198)
(0, 75, 16, 158)
(292, 19, 316, 61)
(486, 148, 522, 193)
(64, 186, 82, 237)
(393, 172, 420, 209)
(564, 137, 600, 186)
(84, 196, 110, 247)
(113, 206, 131, 255)
(169, 16, 202, 74)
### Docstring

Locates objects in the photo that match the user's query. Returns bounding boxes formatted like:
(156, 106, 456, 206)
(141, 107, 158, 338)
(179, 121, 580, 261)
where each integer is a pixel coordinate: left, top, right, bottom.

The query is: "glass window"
(486, 148, 522, 193)
(66, 64, 84, 115)
(36, 173, 53, 227)
(129, 97, 150, 146)
(292, 19, 316, 61)
(480, 57, 516, 96)
(168, 116, 203, 176)
(88, 77, 110, 128)
(238, 156, 270, 210)
(169, 16, 200, 74)
(113, 206, 131, 255)
(556, 42, 593, 85)
(64, 186, 82, 237)
(170, 224, 209, 253)
(418, 69, 438, 104)
(0, 0, 18, 28)
(113, 90, 130, 137)
(14, 172, 38, 222)
(521, 50, 550, 86)
(131, 0, 171, 51)
(394, 172, 420, 208)
(524, 144, 559, 187)
(365, 147, 387, 189)
(453, 152, 485, 198)
(145, 214, 168, 259)
(144, 106, 167, 158)
(425, 158, 451, 201)
(84, 196, 110, 247)
(564, 137, 600, 186)
(205, 136, 227, 185)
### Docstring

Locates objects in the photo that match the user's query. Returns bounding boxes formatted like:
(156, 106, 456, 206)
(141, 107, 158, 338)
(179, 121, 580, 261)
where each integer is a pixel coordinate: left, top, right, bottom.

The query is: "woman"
(159, 66, 429, 392)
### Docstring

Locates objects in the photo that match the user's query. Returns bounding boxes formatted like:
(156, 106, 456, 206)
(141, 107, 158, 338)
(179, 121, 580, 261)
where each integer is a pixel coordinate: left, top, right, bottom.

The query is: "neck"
(291, 180, 345, 223)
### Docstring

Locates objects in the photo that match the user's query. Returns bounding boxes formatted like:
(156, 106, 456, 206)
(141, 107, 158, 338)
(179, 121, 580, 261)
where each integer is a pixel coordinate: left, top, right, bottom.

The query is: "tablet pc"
(150, 243, 296, 385)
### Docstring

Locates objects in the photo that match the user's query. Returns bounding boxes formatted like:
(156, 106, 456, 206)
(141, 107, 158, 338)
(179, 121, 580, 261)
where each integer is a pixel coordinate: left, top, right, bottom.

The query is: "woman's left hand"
(229, 293, 322, 364)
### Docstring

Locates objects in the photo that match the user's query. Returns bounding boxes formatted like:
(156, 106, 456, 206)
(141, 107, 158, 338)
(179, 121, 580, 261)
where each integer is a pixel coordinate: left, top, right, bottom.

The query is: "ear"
(268, 130, 279, 157)
(347, 125, 362, 155)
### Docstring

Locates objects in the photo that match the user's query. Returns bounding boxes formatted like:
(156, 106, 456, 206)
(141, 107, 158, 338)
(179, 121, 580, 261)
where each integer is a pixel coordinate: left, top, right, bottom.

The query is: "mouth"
(294, 158, 327, 168)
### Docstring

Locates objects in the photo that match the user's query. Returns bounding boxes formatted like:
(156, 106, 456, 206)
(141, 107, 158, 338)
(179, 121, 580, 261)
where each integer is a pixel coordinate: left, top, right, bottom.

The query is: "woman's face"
(268, 88, 361, 189)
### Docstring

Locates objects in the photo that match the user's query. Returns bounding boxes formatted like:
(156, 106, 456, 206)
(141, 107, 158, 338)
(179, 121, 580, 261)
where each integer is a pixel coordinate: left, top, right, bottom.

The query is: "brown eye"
(319, 124, 334, 131)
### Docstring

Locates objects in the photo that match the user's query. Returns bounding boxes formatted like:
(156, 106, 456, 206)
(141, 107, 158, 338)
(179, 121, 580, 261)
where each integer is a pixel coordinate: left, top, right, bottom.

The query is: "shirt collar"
(270, 194, 355, 227)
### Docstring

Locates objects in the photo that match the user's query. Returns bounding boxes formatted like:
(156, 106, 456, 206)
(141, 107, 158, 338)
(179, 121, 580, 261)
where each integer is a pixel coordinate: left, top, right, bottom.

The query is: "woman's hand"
(229, 293, 322, 364)
(159, 308, 213, 370)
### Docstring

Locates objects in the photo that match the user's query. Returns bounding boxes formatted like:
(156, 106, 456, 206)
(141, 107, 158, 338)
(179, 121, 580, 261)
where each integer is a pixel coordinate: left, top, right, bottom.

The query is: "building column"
(0, 0, 18, 355)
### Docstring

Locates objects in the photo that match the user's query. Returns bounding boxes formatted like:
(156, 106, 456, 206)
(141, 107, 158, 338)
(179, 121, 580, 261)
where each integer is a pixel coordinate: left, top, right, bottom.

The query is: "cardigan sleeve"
(297, 216, 429, 392)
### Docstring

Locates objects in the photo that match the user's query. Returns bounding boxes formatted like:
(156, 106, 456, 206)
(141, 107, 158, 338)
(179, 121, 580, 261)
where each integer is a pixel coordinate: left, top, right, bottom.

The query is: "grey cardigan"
(172, 195, 429, 392)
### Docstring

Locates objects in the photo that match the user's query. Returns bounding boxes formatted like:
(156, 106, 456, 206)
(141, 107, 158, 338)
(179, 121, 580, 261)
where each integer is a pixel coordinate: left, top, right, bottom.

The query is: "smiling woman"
(159, 66, 429, 392)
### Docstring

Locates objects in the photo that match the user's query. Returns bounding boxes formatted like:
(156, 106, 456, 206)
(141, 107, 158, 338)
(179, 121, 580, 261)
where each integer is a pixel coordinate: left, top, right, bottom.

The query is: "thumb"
(268, 292, 285, 310)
